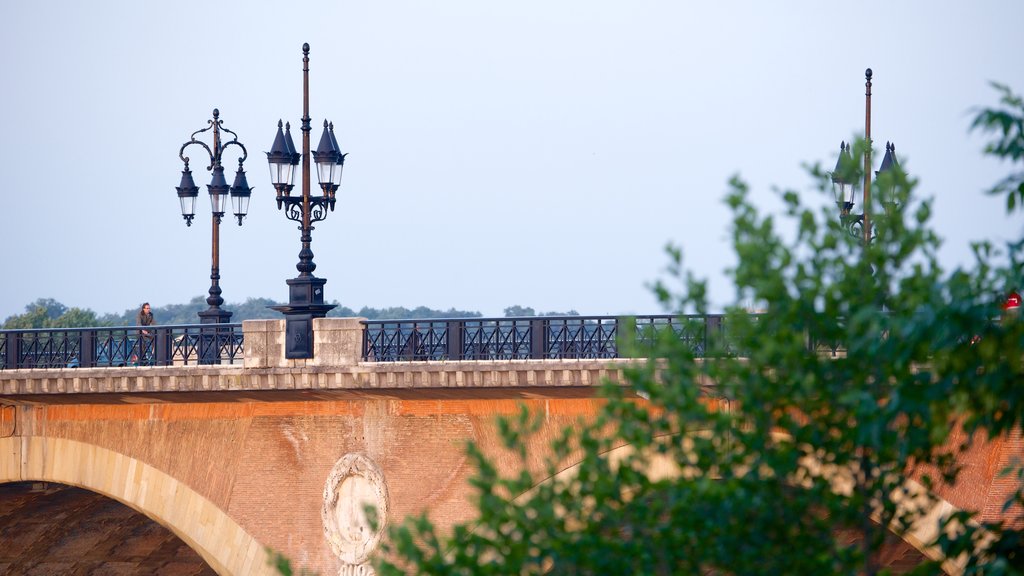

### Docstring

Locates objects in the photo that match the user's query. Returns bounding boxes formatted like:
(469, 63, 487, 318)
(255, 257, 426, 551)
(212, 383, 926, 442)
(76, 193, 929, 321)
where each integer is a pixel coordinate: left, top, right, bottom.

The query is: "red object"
(1004, 291, 1021, 311)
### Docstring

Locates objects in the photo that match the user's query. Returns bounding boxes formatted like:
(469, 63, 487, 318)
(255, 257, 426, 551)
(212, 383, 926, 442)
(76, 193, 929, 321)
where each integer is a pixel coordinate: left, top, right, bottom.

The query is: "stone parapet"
(0, 358, 639, 401)
(241, 319, 282, 369)
(310, 317, 366, 368)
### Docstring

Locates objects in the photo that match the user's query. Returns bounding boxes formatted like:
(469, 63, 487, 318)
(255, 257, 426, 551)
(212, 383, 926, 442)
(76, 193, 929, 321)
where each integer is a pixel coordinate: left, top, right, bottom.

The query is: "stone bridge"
(0, 319, 1019, 575)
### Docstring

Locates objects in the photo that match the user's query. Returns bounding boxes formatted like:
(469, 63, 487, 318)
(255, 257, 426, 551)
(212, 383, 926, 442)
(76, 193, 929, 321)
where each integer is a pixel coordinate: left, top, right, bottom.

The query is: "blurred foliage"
(267, 550, 314, 576)
(972, 82, 1024, 217)
(376, 128, 1024, 574)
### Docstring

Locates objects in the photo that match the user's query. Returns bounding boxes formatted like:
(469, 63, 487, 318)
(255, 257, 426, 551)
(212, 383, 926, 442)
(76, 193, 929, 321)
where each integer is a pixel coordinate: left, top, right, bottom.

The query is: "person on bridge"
(136, 303, 155, 364)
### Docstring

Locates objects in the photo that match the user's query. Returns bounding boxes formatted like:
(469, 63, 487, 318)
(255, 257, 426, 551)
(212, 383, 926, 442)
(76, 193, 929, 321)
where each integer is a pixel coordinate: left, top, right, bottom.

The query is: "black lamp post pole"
(203, 112, 230, 325)
(267, 43, 344, 359)
(176, 109, 252, 363)
(830, 68, 900, 245)
(862, 69, 873, 246)
(299, 46, 316, 279)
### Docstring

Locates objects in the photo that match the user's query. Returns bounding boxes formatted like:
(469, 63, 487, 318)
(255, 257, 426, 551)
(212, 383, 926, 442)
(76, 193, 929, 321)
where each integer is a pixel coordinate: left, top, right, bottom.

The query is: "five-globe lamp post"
(175, 108, 252, 363)
(830, 68, 901, 245)
(267, 43, 346, 359)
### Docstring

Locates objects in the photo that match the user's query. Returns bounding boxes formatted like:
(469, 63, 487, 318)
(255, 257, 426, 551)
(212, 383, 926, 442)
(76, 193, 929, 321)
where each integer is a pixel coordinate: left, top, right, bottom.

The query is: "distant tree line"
(1, 297, 580, 329)
(0, 299, 105, 330)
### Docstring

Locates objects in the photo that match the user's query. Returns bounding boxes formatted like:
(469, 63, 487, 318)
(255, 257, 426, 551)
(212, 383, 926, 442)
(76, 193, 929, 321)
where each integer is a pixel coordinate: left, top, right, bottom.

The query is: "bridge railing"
(0, 324, 244, 369)
(360, 314, 749, 362)
(1, 314, 841, 369)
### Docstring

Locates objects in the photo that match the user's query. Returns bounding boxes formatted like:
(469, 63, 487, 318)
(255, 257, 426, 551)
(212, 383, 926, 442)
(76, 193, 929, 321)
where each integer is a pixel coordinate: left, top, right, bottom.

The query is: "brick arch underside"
(0, 436, 275, 576)
(533, 440, 964, 575)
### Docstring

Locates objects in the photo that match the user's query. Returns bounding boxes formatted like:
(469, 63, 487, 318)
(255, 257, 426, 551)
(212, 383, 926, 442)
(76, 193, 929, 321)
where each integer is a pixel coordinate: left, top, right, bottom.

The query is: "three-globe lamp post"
(175, 109, 252, 363)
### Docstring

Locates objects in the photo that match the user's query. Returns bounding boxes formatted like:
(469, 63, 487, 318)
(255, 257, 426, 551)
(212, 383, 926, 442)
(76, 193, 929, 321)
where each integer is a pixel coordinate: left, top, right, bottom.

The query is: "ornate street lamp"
(830, 69, 901, 244)
(832, 140, 856, 219)
(876, 141, 901, 214)
(267, 43, 345, 359)
(176, 108, 252, 329)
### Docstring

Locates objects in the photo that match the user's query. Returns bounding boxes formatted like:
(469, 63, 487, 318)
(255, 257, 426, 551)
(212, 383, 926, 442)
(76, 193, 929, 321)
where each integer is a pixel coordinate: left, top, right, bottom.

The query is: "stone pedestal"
(270, 276, 338, 359)
(243, 318, 365, 368)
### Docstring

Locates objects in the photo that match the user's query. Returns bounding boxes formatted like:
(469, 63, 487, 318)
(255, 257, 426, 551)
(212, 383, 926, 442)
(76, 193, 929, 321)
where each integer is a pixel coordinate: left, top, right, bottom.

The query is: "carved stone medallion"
(322, 453, 390, 571)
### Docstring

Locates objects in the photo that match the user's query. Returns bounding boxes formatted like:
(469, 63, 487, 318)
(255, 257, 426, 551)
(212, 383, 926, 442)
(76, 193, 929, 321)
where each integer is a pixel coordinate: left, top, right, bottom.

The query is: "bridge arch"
(0, 436, 274, 576)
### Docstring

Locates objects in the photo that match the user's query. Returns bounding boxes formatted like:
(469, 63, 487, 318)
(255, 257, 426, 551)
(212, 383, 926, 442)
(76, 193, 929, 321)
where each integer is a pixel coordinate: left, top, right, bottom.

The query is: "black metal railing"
(361, 315, 739, 362)
(0, 324, 244, 370)
(0, 314, 843, 370)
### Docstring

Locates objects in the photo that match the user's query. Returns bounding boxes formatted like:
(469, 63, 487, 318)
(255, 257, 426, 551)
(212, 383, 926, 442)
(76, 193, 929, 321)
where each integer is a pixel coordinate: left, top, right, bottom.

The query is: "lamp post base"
(270, 276, 337, 359)
(198, 308, 233, 324)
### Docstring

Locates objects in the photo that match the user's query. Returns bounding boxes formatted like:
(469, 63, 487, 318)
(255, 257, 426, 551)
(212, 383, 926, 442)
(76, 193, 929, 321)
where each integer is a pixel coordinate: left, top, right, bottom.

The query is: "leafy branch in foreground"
(376, 133, 1023, 574)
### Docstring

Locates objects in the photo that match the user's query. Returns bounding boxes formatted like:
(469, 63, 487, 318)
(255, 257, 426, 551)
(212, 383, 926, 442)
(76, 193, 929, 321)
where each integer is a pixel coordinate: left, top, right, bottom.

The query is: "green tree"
(325, 302, 359, 318)
(503, 305, 536, 317)
(933, 83, 1024, 574)
(376, 127, 1023, 573)
(5, 297, 486, 328)
(54, 307, 104, 328)
(355, 306, 482, 320)
(228, 297, 293, 321)
(106, 296, 296, 324)
(541, 309, 579, 317)
(2, 303, 54, 329)
(503, 305, 580, 317)
(971, 82, 1024, 216)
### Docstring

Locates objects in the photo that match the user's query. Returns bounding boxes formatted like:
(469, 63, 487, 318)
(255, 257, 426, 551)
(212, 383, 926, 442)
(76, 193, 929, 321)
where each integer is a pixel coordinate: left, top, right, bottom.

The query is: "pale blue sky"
(1, 1, 1021, 321)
